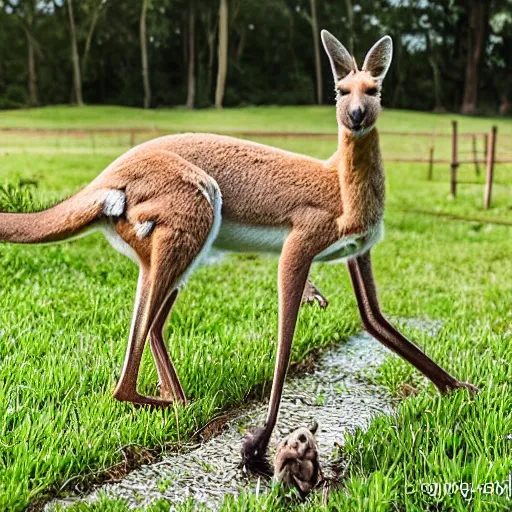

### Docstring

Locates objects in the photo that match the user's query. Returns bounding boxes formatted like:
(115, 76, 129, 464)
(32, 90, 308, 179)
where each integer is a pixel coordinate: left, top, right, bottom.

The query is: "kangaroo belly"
(213, 219, 384, 261)
(214, 220, 288, 253)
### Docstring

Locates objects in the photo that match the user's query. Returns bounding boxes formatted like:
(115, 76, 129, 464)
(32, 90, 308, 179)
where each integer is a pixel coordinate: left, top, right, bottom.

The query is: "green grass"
(0, 106, 511, 511)
(1, 104, 512, 134)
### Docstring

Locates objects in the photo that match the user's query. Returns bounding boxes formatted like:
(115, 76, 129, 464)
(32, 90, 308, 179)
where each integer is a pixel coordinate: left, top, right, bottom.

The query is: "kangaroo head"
(321, 31, 393, 136)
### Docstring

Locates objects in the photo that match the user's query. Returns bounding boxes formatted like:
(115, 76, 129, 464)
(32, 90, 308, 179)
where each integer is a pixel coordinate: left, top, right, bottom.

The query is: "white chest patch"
(313, 221, 384, 263)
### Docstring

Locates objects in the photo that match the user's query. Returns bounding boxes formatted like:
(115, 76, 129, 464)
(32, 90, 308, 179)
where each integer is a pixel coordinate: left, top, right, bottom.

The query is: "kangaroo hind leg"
(149, 289, 187, 404)
(112, 176, 222, 407)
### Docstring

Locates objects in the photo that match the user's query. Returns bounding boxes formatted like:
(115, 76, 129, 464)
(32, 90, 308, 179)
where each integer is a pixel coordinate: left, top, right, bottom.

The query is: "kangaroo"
(0, 32, 477, 474)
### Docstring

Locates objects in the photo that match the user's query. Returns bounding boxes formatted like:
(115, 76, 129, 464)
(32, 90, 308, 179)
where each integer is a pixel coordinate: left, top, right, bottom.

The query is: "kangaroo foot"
(302, 280, 328, 309)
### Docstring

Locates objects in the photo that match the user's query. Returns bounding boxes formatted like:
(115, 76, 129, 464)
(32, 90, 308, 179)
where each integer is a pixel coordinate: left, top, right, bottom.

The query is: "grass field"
(2, 104, 512, 134)
(0, 106, 511, 511)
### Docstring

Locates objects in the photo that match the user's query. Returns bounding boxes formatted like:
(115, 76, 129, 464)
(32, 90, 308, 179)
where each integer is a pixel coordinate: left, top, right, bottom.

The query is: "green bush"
(0, 84, 27, 109)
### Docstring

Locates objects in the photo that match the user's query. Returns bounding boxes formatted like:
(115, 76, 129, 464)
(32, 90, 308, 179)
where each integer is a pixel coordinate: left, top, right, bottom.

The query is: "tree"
(297, 0, 328, 104)
(140, 0, 151, 109)
(215, 0, 228, 109)
(461, 0, 490, 114)
(344, 0, 354, 55)
(309, 0, 322, 105)
(81, 0, 107, 79)
(186, 0, 196, 108)
(66, 0, 84, 106)
(6, 0, 43, 106)
(489, 0, 512, 115)
(199, 4, 217, 103)
(424, 28, 445, 112)
(0, 0, 508, 113)
(198, 3, 217, 105)
(26, 26, 38, 105)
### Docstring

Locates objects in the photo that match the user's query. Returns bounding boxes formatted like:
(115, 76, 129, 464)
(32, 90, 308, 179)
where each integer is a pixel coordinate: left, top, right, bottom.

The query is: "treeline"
(0, 0, 511, 114)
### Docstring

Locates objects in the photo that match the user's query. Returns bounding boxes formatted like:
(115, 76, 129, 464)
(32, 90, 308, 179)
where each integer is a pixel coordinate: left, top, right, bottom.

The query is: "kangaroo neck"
(336, 126, 385, 229)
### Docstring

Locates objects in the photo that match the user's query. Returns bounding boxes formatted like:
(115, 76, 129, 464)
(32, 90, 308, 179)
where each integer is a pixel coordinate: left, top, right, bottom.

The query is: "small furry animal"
(274, 423, 322, 496)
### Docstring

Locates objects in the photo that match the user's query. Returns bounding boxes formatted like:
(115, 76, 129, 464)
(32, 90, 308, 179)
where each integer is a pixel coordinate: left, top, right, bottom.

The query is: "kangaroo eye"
(338, 88, 350, 97)
(366, 87, 379, 96)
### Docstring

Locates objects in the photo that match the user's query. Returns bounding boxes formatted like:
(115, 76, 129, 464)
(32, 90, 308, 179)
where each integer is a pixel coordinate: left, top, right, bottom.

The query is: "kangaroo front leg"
(346, 251, 478, 395)
(302, 278, 328, 309)
(242, 233, 313, 475)
(149, 289, 187, 405)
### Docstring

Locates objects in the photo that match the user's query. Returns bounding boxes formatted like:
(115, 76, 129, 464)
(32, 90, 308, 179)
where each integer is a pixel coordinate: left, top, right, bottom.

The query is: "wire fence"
(0, 123, 510, 208)
(1, 126, 510, 160)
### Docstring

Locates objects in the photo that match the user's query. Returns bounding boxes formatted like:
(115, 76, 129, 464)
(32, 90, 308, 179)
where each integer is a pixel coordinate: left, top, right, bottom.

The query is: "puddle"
(48, 319, 442, 511)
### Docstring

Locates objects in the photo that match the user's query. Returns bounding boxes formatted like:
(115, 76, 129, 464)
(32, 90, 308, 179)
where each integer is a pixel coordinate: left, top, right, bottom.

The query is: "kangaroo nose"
(349, 108, 365, 126)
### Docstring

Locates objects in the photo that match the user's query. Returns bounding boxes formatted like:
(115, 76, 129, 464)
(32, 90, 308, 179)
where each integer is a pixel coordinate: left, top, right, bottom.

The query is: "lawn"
(1, 104, 512, 134)
(0, 106, 511, 511)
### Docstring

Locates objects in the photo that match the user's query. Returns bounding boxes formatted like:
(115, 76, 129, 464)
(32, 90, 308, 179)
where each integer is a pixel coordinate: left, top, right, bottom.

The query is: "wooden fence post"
(483, 133, 488, 162)
(90, 131, 96, 154)
(450, 120, 458, 197)
(472, 134, 480, 175)
(427, 130, 436, 180)
(130, 131, 136, 148)
(484, 126, 497, 210)
(428, 146, 434, 180)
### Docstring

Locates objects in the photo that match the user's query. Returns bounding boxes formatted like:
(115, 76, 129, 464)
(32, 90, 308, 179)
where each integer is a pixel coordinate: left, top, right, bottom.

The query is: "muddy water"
(48, 319, 441, 511)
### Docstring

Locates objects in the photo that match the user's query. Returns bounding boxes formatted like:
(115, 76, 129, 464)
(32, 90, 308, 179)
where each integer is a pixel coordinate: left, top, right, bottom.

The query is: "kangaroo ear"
(309, 422, 318, 435)
(321, 30, 355, 84)
(362, 35, 393, 82)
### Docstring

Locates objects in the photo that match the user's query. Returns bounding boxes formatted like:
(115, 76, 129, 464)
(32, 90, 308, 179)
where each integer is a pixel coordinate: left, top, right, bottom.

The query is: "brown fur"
(0, 187, 109, 243)
(274, 424, 321, 496)
(134, 128, 384, 240)
(97, 150, 216, 267)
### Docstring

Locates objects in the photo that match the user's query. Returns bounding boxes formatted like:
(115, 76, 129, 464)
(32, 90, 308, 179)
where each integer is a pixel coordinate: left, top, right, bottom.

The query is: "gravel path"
(48, 318, 441, 511)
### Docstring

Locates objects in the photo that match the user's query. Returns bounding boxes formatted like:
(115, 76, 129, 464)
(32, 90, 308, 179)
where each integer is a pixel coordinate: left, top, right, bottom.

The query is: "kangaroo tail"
(0, 187, 126, 244)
